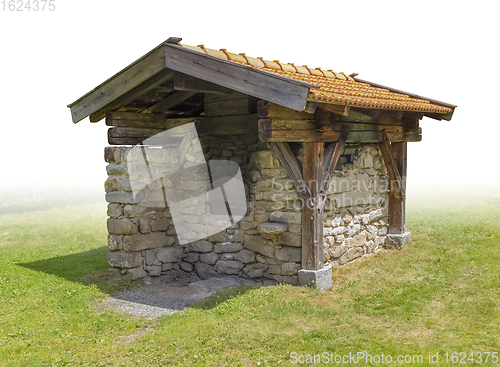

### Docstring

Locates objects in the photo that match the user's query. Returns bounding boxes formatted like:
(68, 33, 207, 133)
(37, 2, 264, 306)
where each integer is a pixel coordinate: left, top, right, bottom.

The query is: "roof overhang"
(68, 41, 318, 124)
(352, 77, 457, 121)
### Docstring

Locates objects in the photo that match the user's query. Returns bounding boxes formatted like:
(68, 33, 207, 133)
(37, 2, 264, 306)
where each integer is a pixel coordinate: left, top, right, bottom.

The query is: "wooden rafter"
(316, 102, 350, 116)
(142, 91, 197, 114)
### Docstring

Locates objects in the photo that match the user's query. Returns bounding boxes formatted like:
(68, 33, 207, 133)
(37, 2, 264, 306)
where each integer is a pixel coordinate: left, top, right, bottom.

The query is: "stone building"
(68, 37, 456, 290)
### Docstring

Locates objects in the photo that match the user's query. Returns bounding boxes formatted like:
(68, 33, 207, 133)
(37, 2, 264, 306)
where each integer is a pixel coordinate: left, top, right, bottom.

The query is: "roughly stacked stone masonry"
(104, 135, 389, 284)
(322, 144, 389, 266)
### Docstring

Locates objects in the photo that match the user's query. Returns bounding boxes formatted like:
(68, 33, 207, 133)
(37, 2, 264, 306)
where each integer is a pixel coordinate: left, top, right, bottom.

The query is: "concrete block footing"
(384, 232, 411, 250)
(298, 264, 332, 291)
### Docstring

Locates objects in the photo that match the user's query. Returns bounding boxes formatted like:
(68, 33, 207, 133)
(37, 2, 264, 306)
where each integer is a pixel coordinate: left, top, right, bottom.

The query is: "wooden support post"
(388, 142, 407, 234)
(302, 142, 324, 270)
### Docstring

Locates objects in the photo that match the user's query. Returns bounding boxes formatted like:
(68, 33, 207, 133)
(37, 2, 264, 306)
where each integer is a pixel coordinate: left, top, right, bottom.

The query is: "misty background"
(0, 0, 498, 205)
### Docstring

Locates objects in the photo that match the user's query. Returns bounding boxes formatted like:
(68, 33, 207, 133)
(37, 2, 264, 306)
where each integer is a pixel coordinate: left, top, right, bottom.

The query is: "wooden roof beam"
(316, 103, 350, 116)
(142, 91, 197, 114)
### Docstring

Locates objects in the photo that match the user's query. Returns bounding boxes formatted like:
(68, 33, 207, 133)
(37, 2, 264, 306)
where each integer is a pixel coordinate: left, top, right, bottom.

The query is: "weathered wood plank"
(402, 116, 420, 132)
(378, 130, 405, 199)
(69, 45, 167, 123)
(314, 109, 337, 132)
(163, 43, 313, 111)
(258, 101, 314, 120)
(108, 126, 165, 138)
(204, 96, 251, 117)
(259, 123, 409, 143)
(107, 114, 259, 144)
(302, 142, 324, 271)
(262, 119, 402, 132)
(388, 142, 407, 234)
(143, 91, 197, 113)
(174, 73, 233, 95)
(197, 114, 259, 136)
(106, 111, 168, 128)
(349, 107, 380, 120)
(89, 69, 175, 123)
(316, 103, 350, 116)
(107, 136, 183, 146)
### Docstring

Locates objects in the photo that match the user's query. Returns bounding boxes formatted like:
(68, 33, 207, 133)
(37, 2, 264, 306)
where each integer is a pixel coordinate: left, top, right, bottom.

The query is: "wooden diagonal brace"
(318, 125, 350, 206)
(269, 142, 312, 206)
(379, 129, 406, 199)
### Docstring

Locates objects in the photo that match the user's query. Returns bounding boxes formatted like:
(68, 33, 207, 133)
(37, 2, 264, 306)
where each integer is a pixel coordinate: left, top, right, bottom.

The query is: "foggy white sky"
(0, 0, 498, 194)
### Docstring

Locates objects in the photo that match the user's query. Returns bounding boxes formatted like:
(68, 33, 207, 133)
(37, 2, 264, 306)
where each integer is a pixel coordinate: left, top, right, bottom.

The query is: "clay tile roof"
(179, 43, 453, 114)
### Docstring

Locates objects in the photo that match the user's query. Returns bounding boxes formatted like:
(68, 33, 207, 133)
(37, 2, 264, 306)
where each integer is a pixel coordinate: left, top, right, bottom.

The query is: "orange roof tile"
(178, 43, 453, 114)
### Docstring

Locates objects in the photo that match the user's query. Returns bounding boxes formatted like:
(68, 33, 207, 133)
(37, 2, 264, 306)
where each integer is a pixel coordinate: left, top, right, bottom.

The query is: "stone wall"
(104, 137, 389, 284)
(322, 144, 389, 267)
(105, 134, 302, 284)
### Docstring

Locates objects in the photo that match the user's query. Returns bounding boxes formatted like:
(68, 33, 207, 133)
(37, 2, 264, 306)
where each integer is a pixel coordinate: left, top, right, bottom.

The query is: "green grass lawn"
(0, 187, 499, 366)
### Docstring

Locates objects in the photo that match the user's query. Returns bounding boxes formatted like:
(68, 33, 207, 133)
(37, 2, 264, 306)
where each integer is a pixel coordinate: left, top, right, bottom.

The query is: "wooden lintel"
(89, 69, 175, 123)
(143, 91, 197, 114)
(258, 118, 417, 143)
(378, 130, 405, 199)
(173, 73, 233, 95)
(319, 125, 350, 205)
(269, 142, 311, 204)
(107, 113, 259, 145)
(106, 111, 168, 128)
(316, 103, 350, 116)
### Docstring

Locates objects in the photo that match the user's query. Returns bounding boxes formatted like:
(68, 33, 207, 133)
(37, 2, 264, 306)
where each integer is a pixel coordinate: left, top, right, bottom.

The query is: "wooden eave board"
(68, 42, 318, 124)
(352, 77, 456, 120)
(307, 97, 453, 120)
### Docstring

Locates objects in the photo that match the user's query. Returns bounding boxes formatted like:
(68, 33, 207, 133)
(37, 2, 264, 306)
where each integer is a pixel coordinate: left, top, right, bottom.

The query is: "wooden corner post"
(388, 142, 407, 234)
(302, 142, 324, 270)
